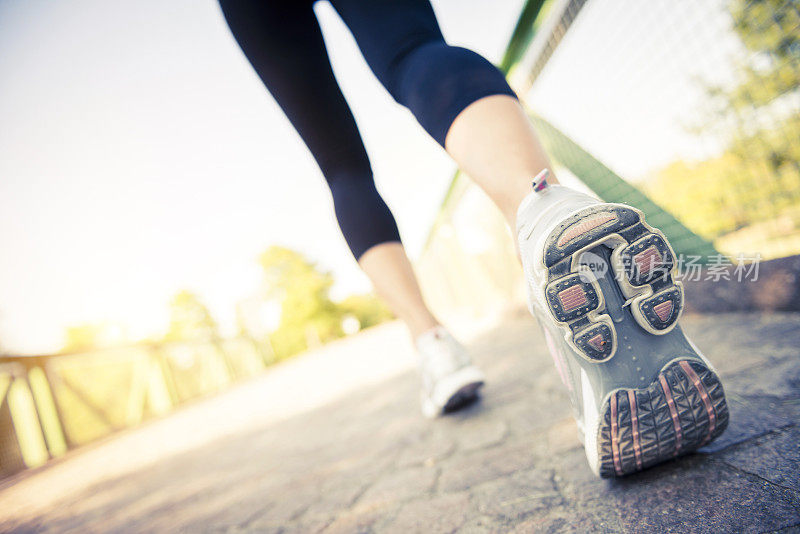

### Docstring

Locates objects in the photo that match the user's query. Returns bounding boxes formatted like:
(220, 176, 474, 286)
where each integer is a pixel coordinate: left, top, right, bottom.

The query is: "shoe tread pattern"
(543, 205, 640, 268)
(542, 204, 684, 360)
(597, 360, 728, 477)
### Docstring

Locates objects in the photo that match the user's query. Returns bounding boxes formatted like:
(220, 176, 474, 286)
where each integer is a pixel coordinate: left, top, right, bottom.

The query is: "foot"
(416, 326, 485, 418)
(517, 170, 728, 477)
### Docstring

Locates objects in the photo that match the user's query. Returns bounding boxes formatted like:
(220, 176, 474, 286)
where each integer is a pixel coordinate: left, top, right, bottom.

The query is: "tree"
(164, 290, 219, 342)
(715, 0, 800, 202)
(259, 247, 345, 359)
(725, 0, 799, 110)
(257, 247, 395, 359)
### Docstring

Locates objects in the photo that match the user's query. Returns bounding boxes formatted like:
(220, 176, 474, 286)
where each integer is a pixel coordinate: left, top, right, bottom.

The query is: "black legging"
(218, 0, 516, 259)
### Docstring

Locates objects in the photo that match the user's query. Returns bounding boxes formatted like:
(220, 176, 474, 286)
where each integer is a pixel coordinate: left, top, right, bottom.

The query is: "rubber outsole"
(543, 205, 684, 362)
(597, 359, 728, 477)
(443, 382, 483, 413)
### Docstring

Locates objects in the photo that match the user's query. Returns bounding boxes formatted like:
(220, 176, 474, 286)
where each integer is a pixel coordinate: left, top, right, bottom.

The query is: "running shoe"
(416, 326, 485, 418)
(517, 170, 728, 477)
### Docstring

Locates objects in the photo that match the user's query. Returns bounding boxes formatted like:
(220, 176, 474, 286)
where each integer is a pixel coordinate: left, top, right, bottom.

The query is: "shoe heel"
(597, 359, 729, 477)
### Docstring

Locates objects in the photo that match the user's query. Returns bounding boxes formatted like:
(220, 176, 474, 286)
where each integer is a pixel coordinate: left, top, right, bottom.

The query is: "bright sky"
(0, 0, 526, 354)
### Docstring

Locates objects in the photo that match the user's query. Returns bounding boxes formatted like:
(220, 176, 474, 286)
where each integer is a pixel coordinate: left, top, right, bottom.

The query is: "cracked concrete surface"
(0, 312, 799, 533)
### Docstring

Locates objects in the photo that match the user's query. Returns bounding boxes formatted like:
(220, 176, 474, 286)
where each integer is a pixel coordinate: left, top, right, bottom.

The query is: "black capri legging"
(218, 0, 516, 259)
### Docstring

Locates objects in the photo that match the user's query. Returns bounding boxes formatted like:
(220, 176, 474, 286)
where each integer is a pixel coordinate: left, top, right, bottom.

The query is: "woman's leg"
(218, 0, 439, 337)
(330, 0, 556, 228)
(444, 95, 557, 227)
(358, 243, 438, 337)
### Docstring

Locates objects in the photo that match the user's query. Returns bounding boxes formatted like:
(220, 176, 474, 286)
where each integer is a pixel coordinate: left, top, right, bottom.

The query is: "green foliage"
(646, 154, 754, 239)
(725, 0, 799, 109)
(647, 0, 800, 246)
(164, 290, 219, 342)
(260, 247, 339, 335)
(259, 246, 391, 360)
(648, 117, 800, 241)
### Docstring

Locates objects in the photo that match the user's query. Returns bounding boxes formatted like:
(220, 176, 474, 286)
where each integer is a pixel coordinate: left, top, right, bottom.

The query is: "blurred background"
(1, 0, 798, 478)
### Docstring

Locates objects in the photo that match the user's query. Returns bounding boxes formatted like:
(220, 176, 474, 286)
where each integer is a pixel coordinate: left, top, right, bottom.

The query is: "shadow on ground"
(2, 312, 800, 533)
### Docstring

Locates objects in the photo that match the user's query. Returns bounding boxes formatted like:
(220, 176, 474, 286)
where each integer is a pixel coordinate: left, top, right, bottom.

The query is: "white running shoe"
(517, 170, 728, 477)
(416, 326, 485, 418)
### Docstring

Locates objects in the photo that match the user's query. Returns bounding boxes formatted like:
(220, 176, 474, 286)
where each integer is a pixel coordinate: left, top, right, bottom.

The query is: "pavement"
(1, 311, 799, 533)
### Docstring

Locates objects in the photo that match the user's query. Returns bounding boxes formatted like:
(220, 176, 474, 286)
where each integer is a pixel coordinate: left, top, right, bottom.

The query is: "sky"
(0, 0, 526, 354)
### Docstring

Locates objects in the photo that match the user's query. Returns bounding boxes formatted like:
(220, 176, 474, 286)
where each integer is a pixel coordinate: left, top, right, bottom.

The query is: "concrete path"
(1, 312, 799, 533)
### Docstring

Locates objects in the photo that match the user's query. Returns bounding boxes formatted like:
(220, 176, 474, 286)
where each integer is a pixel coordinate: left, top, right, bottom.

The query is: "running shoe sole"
(539, 203, 728, 476)
(543, 204, 683, 361)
